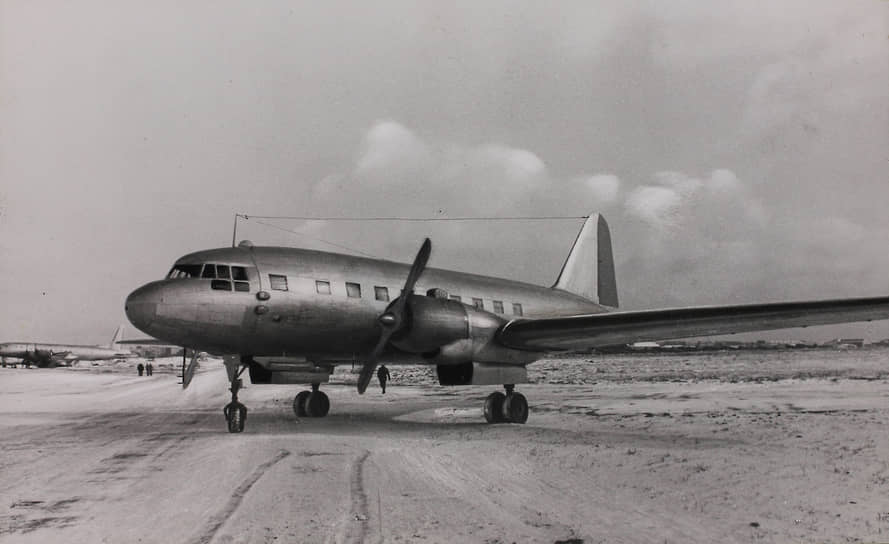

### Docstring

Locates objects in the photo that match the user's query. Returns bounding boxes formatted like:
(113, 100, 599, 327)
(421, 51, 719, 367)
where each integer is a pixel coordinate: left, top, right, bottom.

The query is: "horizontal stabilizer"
(498, 296, 889, 351)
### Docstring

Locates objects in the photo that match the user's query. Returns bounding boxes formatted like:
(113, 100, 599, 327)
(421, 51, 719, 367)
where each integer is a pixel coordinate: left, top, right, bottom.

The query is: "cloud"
(354, 120, 430, 176)
(625, 185, 682, 227)
(581, 174, 621, 205)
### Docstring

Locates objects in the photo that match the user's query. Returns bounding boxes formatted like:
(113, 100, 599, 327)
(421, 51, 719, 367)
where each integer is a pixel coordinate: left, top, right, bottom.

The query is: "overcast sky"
(1, 1, 887, 344)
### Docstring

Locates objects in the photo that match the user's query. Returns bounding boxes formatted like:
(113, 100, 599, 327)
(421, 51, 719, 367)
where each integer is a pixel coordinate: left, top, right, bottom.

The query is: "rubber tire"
(484, 392, 506, 424)
(293, 391, 310, 417)
(502, 392, 529, 424)
(225, 402, 247, 433)
(305, 391, 330, 417)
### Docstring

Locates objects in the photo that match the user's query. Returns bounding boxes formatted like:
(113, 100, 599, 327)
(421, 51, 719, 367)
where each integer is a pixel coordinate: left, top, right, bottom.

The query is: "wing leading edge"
(497, 296, 889, 351)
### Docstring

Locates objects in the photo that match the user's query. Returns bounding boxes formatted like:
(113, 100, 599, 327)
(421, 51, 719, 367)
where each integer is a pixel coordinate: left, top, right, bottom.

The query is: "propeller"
(356, 237, 431, 394)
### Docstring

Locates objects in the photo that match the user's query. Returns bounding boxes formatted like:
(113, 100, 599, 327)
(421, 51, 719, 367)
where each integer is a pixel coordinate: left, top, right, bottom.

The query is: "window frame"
(492, 300, 504, 314)
(512, 303, 523, 316)
(346, 282, 362, 298)
(374, 286, 389, 302)
(269, 274, 289, 291)
(211, 279, 232, 291)
(472, 297, 484, 310)
(315, 280, 331, 295)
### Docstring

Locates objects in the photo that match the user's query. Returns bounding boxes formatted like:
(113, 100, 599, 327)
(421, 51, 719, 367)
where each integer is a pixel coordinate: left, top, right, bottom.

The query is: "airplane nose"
(125, 283, 160, 333)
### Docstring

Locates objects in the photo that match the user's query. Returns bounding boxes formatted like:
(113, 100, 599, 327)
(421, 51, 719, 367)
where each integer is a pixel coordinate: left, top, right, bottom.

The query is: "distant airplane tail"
(108, 325, 124, 349)
(551, 213, 619, 307)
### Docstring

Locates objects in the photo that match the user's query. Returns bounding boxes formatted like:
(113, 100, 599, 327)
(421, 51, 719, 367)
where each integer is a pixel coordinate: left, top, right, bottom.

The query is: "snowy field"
(1, 349, 888, 543)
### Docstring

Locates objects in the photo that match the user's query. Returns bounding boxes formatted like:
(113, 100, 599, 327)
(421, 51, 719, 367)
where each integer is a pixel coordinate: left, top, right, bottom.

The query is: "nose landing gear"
(484, 384, 528, 424)
(224, 377, 248, 433)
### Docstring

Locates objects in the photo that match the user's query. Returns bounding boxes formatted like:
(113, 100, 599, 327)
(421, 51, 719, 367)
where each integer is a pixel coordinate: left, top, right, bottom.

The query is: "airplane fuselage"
(0, 343, 131, 366)
(125, 245, 607, 363)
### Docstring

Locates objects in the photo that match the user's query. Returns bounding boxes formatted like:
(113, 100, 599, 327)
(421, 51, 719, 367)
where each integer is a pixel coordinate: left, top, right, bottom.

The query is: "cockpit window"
(211, 279, 231, 291)
(168, 262, 252, 293)
(167, 264, 203, 279)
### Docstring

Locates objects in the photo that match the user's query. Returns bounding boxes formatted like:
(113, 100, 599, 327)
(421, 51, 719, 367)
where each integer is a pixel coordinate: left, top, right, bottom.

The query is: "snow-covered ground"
(1, 350, 888, 543)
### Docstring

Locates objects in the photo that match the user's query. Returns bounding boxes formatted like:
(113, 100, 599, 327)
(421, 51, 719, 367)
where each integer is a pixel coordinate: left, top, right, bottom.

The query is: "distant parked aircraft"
(0, 326, 133, 368)
(125, 214, 889, 433)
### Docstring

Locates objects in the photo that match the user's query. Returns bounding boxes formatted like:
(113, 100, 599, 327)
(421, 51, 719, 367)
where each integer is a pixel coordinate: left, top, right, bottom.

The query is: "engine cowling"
(389, 295, 472, 354)
(390, 294, 539, 367)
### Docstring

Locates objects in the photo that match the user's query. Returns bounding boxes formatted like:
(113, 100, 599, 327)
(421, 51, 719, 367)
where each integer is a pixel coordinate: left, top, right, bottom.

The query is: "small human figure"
(377, 364, 391, 394)
(146, 362, 153, 376)
(137, 362, 144, 376)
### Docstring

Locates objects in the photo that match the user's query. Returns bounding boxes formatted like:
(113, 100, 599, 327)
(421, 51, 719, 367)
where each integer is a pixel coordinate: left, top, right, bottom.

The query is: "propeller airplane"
(124, 214, 889, 433)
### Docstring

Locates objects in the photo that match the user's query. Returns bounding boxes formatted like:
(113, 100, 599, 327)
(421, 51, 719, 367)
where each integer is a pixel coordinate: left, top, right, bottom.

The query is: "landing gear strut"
(484, 384, 528, 424)
(292, 383, 330, 418)
(224, 365, 248, 433)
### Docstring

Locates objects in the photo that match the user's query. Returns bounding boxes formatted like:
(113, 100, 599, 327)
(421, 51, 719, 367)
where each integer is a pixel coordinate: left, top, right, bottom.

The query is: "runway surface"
(1, 350, 888, 543)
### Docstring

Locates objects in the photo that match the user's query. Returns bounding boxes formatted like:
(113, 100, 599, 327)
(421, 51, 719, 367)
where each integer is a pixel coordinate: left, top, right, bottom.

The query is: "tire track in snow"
(342, 450, 373, 544)
(188, 449, 291, 544)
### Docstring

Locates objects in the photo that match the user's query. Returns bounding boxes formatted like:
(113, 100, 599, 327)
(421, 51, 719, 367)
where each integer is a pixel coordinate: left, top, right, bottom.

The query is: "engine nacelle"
(390, 296, 470, 353)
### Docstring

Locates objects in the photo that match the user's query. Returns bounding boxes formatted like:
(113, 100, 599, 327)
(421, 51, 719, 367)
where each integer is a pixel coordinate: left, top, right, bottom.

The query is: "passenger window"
(316, 280, 331, 295)
(211, 279, 231, 291)
(234, 282, 250, 292)
(374, 286, 389, 301)
(201, 265, 215, 279)
(232, 266, 248, 281)
(492, 300, 504, 314)
(472, 298, 484, 310)
(269, 274, 288, 291)
(346, 282, 361, 298)
(216, 265, 231, 279)
(512, 303, 523, 316)
(449, 295, 462, 302)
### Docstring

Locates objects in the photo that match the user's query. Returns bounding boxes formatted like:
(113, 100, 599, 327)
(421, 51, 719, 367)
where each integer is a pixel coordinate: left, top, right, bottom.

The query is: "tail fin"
(552, 213, 619, 307)
(108, 325, 124, 349)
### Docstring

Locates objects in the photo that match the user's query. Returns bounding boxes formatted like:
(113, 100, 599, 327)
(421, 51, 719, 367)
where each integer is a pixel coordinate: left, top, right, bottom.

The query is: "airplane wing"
(497, 296, 889, 351)
(116, 338, 176, 345)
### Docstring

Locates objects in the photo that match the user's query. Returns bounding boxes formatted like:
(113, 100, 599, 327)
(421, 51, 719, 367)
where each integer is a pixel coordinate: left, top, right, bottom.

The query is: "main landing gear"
(293, 383, 330, 418)
(484, 384, 529, 424)
(224, 375, 248, 434)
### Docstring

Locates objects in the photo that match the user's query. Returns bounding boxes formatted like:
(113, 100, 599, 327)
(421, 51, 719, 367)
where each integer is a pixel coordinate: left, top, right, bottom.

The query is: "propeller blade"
(356, 238, 431, 394)
(182, 350, 200, 389)
(401, 237, 431, 300)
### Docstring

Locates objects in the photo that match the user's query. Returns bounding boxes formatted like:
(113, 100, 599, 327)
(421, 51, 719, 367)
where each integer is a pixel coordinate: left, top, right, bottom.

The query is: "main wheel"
(484, 392, 506, 423)
(305, 391, 330, 417)
(293, 391, 310, 417)
(225, 402, 247, 433)
(501, 392, 528, 424)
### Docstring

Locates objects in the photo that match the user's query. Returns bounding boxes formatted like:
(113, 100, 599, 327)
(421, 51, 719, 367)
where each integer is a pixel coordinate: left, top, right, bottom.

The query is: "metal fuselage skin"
(125, 246, 606, 363)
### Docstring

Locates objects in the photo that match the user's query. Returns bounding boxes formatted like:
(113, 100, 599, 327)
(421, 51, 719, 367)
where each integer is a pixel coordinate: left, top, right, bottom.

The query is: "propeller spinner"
(356, 238, 431, 394)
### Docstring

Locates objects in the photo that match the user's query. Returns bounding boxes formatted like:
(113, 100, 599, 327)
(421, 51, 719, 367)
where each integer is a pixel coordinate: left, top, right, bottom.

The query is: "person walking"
(146, 362, 153, 376)
(137, 362, 144, 376)
(377, 364, 391, 394)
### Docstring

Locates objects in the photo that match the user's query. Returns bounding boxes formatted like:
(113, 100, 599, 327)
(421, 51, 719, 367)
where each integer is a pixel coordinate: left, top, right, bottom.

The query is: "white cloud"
(581, 174, 621, 205)
(625, 185, 682, 227)
(354, 120, 430, 176)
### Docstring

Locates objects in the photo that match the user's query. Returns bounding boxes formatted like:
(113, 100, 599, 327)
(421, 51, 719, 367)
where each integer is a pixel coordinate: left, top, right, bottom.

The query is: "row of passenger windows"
(267, 274, 524, 316)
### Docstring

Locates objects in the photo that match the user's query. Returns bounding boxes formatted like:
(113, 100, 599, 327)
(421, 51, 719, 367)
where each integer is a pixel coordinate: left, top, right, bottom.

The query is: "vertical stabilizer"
(108, 326, 124, 349)
(552, 214, 619, 307)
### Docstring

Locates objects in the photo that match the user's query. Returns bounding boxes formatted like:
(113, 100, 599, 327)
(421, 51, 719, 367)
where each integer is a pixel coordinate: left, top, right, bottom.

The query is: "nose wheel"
(484, 384, 528, 424)
(224, 377, 248, 433)
(292, 383, 330, 418)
